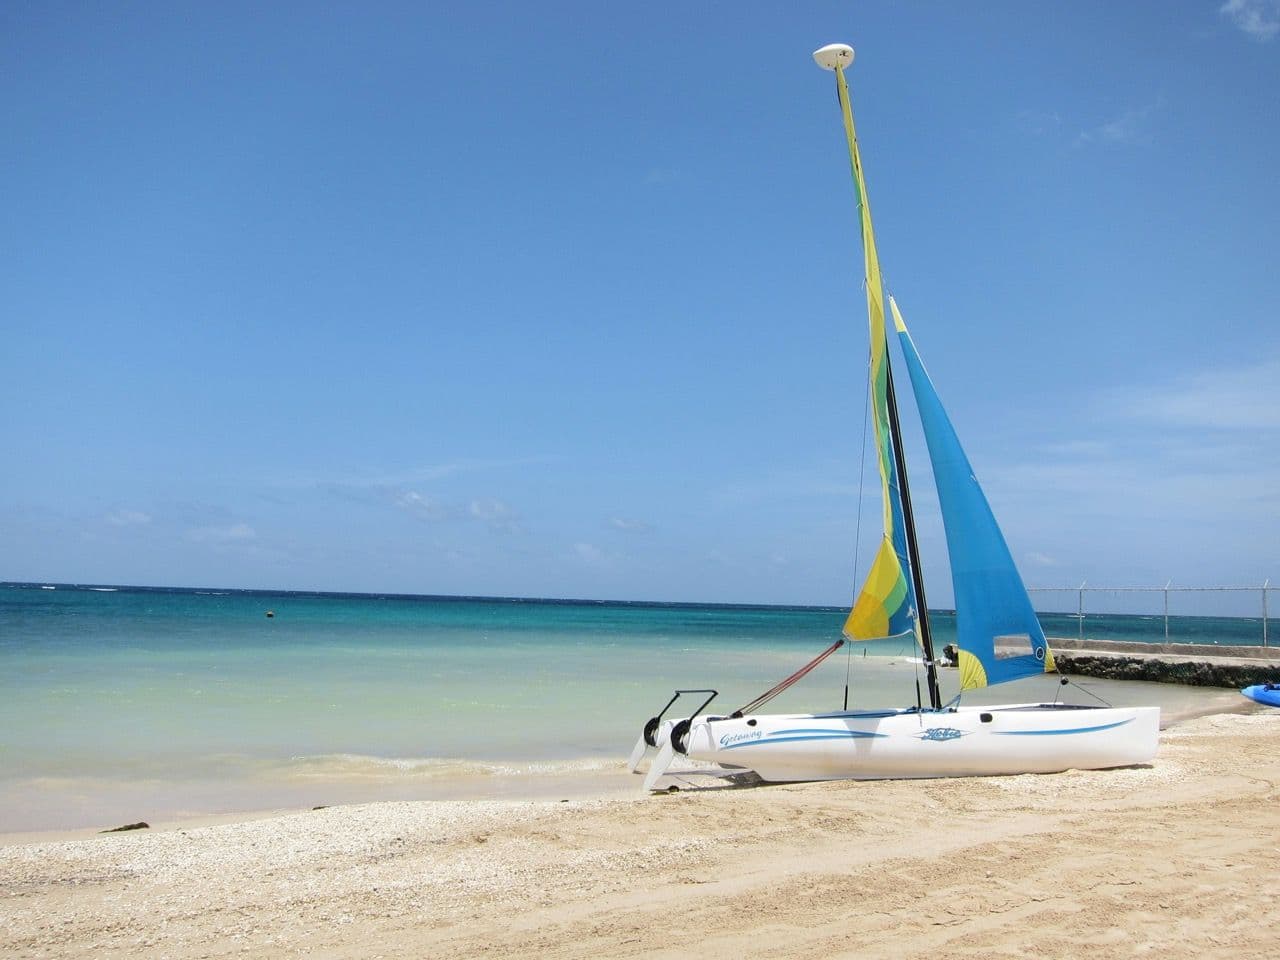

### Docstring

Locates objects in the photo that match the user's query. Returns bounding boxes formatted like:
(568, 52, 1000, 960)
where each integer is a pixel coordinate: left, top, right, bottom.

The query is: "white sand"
(2, 710, 1278, 959)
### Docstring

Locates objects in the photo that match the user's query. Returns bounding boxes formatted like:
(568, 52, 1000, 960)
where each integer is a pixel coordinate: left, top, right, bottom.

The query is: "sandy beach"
(2, 708, 1277, 959)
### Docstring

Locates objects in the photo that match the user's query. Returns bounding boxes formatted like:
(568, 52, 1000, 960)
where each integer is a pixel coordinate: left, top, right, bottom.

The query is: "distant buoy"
(265, 610, 275, 618)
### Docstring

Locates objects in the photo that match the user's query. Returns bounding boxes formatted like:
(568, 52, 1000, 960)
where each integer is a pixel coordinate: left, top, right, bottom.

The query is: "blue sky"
(3, 2, 1278, 606)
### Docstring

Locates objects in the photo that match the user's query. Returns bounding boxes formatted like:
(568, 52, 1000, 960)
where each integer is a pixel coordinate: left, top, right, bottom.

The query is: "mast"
(884, 360, 943, 709)
(814, 43, 942, 710)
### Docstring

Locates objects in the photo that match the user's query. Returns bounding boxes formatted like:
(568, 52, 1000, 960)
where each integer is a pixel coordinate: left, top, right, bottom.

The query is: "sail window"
(994, 634, 1032, 660)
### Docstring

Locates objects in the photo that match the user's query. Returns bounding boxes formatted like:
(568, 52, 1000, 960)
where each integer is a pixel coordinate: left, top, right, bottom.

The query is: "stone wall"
(1054, 653, 1277, 689)
(976, 637, 1280, 689)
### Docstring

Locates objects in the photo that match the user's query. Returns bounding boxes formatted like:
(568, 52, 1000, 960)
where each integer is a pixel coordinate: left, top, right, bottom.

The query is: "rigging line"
(1060, 676, 1113, 708)
(737, 639, 846, 716)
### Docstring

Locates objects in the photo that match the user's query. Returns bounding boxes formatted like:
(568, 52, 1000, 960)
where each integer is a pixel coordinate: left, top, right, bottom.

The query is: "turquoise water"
(0, 582, 1258, 831)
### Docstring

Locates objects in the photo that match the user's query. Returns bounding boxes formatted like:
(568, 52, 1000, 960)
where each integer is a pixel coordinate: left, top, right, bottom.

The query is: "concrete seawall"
(1025, 637, 1280, 688)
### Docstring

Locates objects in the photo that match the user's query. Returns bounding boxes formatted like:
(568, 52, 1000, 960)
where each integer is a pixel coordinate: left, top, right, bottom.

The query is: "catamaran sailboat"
(628, 43, 1160, 788)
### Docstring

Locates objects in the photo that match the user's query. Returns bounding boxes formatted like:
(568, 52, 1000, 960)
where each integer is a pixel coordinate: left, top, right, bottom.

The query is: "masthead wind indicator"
(812, 43, 854, 71)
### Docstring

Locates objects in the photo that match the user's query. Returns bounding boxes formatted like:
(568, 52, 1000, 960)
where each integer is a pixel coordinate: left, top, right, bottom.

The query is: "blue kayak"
(1242, 683, 1280, 707)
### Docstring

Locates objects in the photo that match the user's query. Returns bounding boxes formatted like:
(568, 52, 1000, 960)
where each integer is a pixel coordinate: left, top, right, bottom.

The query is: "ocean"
(0, 582, 1256, 832)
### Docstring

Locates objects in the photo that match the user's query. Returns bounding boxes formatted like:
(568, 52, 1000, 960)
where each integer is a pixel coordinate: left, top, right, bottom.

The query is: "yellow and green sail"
(833, 65, 914, 642)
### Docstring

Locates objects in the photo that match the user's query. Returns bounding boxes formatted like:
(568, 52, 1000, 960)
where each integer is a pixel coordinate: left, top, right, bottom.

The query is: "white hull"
(638, 703, 1159, 787)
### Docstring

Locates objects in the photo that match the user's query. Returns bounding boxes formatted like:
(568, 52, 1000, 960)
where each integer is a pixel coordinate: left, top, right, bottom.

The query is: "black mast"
(883, 360, 943, 710)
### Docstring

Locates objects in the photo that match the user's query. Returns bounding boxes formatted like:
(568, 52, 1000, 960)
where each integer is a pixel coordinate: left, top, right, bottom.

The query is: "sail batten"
(890, 297, 1055, 690)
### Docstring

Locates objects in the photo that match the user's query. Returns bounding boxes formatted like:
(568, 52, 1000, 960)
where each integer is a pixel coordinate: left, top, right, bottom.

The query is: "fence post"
(1164, 579, 1172, 645)
(1078, 581, 1086, 642)
(1265, 579, 1271, 649)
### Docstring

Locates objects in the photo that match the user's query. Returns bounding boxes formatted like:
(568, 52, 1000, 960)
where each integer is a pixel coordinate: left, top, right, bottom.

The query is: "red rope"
(734, 638, 846, 716)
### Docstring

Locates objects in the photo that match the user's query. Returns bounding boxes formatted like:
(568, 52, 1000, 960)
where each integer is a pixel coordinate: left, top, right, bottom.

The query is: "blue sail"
(890, 298, 1055, 690)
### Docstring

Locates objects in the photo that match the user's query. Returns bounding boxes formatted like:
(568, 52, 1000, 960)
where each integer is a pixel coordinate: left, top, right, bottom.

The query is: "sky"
(3, 2, 1278, 607)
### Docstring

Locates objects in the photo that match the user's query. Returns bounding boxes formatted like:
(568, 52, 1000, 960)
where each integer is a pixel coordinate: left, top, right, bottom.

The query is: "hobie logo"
(720, 731, 763, 747)
(918, 727, 964, 742)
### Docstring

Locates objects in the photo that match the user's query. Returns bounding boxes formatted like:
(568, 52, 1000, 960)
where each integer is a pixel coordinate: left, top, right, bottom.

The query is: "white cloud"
(1114, 358, 1280, 429)
(1077, 102, 1159, 145)
(718, 466, 859, 507)
(293, 456, 557, 492)
(188, 522, 256, 543)
(1037, 440, 1111, 459)
(573, 542, 612, 566)
(608, 516, 652, 532)
(1221, 0, 1280, 40)
(469, 499, 507, 520)
(395, 491, 449, 521)
(1018, 109, 1063, 137)
(989, 443, 1278, 518)
(105, 509, 151, 526)
(371, 461, 494, 486)
(388, 490, 525, 531)
(469, 499, 522, 534)
(906, 359, 1280, 589)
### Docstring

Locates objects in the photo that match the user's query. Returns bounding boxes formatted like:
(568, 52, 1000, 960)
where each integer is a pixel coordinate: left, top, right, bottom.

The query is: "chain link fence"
(1026, 581, 1273, 647)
